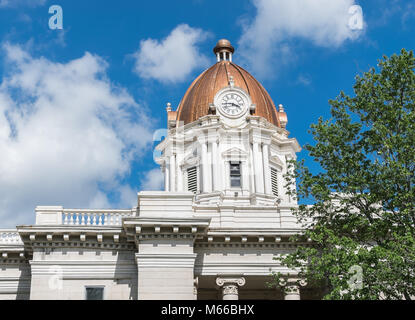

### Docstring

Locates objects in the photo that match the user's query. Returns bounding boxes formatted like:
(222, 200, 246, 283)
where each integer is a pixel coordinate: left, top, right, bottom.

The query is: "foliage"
(274, 49, 415, 300)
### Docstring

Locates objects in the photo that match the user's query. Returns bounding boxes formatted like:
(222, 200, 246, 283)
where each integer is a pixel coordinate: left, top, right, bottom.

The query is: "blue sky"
(0, 0, 413, 227)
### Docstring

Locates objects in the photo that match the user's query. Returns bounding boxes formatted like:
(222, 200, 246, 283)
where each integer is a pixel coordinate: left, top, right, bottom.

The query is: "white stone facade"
(0, 40, 323, 300)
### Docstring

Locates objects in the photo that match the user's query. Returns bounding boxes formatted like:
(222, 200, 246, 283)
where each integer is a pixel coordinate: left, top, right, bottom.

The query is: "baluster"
(63, 212, 68, 225)
(69, 213, 74, 225)
(110, 214, 114, 226)
(92, 214, 97, 225)
(104, 213, 108, 226)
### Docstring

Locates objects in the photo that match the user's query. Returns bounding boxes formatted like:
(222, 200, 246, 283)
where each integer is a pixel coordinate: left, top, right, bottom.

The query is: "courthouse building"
(0, 40, 321, 300)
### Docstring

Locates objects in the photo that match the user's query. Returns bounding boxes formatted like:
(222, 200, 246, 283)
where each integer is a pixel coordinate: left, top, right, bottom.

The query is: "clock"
(221, 93, 245, 116)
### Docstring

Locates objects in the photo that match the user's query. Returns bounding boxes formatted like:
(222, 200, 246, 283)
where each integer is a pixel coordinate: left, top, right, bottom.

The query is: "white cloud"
(132, 24, 210, 83)
(296, 74, 312, 86)
(140, 168, 164, 191)
(0, 0, 46, 8)
(238, 0, 365, 77)
(0, 44, 154, 227)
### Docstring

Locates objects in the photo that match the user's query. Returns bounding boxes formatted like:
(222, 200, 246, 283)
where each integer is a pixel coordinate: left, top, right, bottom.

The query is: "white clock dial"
(221, 93, 244, 116)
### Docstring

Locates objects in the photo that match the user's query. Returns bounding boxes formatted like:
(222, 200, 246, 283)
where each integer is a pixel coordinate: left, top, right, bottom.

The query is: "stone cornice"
(123, 217, 211, 229)
(137, 191, 195, 199)
(26, 240, 135, 250)
(16, 226, 131, 251)
(193, 203, 297, 211)
(135, 253, 197, 268)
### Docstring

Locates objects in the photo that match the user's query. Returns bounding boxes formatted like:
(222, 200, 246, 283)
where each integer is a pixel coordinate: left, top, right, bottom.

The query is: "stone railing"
(0, 230, 23, 245)
(62, 209, 134, 226)
(35, 206, 135, 226)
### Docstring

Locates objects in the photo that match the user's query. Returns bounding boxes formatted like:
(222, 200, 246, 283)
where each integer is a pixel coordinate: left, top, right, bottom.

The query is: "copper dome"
(176, 42, 282, 127)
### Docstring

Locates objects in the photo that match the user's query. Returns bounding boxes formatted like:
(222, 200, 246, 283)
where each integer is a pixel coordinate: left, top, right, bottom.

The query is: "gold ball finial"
(213, 39, 234, 55)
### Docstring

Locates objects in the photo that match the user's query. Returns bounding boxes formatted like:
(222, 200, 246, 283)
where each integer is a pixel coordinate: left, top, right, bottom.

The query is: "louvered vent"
(271, 167, 279, 197)
(187, 167, 198, 194)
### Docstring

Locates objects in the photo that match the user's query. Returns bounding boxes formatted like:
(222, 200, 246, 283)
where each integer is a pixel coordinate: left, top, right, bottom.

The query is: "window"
(230, 162, 241, 188)
(271, 167, 279, 197)
(85, 287, 104, 300)
(187, 167, 198, 194)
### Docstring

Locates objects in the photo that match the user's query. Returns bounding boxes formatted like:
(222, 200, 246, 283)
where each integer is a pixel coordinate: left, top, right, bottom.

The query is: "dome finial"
(213, 39, 234, 62)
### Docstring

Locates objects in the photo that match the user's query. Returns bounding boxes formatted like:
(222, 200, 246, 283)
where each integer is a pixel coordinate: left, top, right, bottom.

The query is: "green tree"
(275, 49, 415, 300)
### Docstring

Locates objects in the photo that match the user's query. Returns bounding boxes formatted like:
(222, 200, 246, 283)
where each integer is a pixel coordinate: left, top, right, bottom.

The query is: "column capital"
(279, 277, 307, 300)
(216, 276, 246, 300)
(278, 277, 307, 287)
(216, 276, 246, 287)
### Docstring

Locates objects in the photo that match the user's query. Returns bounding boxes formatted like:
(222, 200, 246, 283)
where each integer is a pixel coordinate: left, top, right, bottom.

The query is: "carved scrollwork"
(278, 277, 307, 288)
(222, 284, 238, 296)
(216, 277, 246, 288)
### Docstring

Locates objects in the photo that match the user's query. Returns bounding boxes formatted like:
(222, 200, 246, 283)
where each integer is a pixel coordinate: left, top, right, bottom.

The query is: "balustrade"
(0, 230, 23, 245)
(62, 210, 133, 226)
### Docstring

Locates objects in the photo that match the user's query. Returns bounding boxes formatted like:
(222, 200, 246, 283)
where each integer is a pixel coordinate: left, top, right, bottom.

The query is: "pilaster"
(123, 217, 210, 300)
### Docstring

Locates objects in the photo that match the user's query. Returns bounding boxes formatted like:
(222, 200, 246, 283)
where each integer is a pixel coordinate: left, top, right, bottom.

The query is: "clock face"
(221, 93, 245, 116)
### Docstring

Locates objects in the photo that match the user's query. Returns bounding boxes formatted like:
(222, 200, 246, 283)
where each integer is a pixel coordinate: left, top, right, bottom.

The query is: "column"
(216, 277, 246, 300)
(177, 164, 183, 192)
(280, 278, 306, 300)
(206, 142, 212, 192)
(249, 143, 256, 193)
(284, 283, 300, 300)
(241, 161, 249, 191)
(225, 162, 230, 189)
(170, 154, 176, 192)
(262, 143, 272, 195)
(212, 140, 219, 191)
(164, 164, 170, 191)
(176, 146, 184, 192)
(201, 141, 209, 193)
(253, 142, 264, 193)
(193, 277, 198, 300)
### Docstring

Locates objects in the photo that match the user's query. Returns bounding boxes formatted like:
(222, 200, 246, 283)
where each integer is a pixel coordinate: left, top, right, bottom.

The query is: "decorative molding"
(269, 155, 284, 170)
(26, 241, 135, 251)
(222, 147, 248, 160)
(135, 253, 197, 268)
(216, 276, 246, 287)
